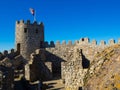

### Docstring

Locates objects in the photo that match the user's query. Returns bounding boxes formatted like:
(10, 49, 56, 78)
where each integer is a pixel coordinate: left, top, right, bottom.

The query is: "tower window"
(24, 28, 27, 33)
(36, 29, 38, 33)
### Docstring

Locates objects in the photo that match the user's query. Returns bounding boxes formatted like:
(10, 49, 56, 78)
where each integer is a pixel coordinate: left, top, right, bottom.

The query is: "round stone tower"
(15, 20, 44, 60)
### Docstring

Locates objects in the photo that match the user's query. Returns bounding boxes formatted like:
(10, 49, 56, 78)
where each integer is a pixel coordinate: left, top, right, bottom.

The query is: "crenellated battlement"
(16, 20, 44, 60)
(2, 49, 17, 55)
(0, 49, 19, 60)
(16, 20, 44, 26)
(45, 38, 120, 48)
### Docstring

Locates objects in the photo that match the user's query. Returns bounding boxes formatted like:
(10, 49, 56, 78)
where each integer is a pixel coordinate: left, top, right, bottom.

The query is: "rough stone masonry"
(0, 20, 120, 90)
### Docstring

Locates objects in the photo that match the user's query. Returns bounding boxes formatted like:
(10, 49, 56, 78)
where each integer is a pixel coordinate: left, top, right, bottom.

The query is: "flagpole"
(34, 10, 36, 22)
(30, 8, 36, 22)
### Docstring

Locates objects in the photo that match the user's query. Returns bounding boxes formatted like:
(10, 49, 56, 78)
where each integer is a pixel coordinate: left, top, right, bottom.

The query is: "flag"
(29, 8, 35, 16)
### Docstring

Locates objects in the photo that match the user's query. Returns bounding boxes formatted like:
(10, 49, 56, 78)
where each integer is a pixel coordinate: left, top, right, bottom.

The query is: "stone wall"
(45, 45, 74, 78)
(15, 20, 44, 60)
(45, 38, 120, 48)
(0, 49, 18, 90)
(45, 38, 120, 63)
(45, 38, 120, 90)
(61, 47, 87, 90)
(25, 49, 52, 82)
(0, 49, 19, 60)
(1, 19, 120, 90)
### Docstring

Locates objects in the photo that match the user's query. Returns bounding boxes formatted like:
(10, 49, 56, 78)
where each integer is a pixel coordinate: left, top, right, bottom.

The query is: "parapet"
(16, 20, 44, 26)
(0, 49, 18, 59)
(45, 38, 120, 48)
(16, 20, 24, 24)
(10, 49, 15, 53)
(92, 40, 97, 46)
(44, 41, 55, 48)
(62, 40, 66, 45)
(118, 38, 120, 44)
(74, 40, 79, 45)
(27, 20, 30, 24)
(68, 40, 72, 45)
(3, 50, 8, 56)
(100, 40, 106, 46)
(56, 41, 60, 46)
(50, 41, 55, 47)
(39, 22, 44, 27)
(45, 40, 74, 48)
(79, 37, 89, 43)
(109, 39, 115, 45)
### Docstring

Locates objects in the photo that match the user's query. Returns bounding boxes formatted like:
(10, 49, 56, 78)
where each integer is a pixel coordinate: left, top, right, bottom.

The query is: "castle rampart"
(45, 38, 120, 64)
(0, 49, 19, 60)
(1, 20, 120, 90)
(45, 38, 120, 48)
(45, 38, 120, 86)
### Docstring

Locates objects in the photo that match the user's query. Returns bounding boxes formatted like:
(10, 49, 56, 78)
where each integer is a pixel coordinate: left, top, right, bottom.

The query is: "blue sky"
(0, 0, 120, 51)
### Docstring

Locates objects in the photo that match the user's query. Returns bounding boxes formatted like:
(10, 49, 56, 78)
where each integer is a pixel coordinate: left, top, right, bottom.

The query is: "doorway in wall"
(17, 43, 20, 53)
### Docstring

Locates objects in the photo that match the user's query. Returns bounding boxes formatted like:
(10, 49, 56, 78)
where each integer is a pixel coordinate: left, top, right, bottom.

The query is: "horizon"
(0, 0, 120, 52)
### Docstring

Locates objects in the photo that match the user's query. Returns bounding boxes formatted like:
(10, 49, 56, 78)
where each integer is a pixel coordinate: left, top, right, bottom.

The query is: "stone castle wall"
(1, 20, 120, 90)
(24, 49, 52, 81)
(0, 49, 19, 90)
(45, 38, 120, 89)
(15, 20, 44, 60)
(0, 49, 19, 60)
(45, 38, 120, 62)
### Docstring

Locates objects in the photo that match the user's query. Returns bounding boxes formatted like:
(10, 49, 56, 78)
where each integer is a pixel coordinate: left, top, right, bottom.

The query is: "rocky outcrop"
(84, 44, 120, 90)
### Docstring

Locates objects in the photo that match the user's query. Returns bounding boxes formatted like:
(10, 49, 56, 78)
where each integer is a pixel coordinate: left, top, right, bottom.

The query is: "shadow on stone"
(79, 87, 83, 90)
(45, 51, 65, 79)
(81, 49, 90, 69)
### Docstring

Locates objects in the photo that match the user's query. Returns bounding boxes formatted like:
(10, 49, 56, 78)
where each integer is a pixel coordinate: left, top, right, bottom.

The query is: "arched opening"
(17, 43, 20, 53)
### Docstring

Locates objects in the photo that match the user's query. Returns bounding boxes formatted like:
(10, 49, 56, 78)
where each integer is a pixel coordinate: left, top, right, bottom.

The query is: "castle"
(0, 20, 120, 90)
